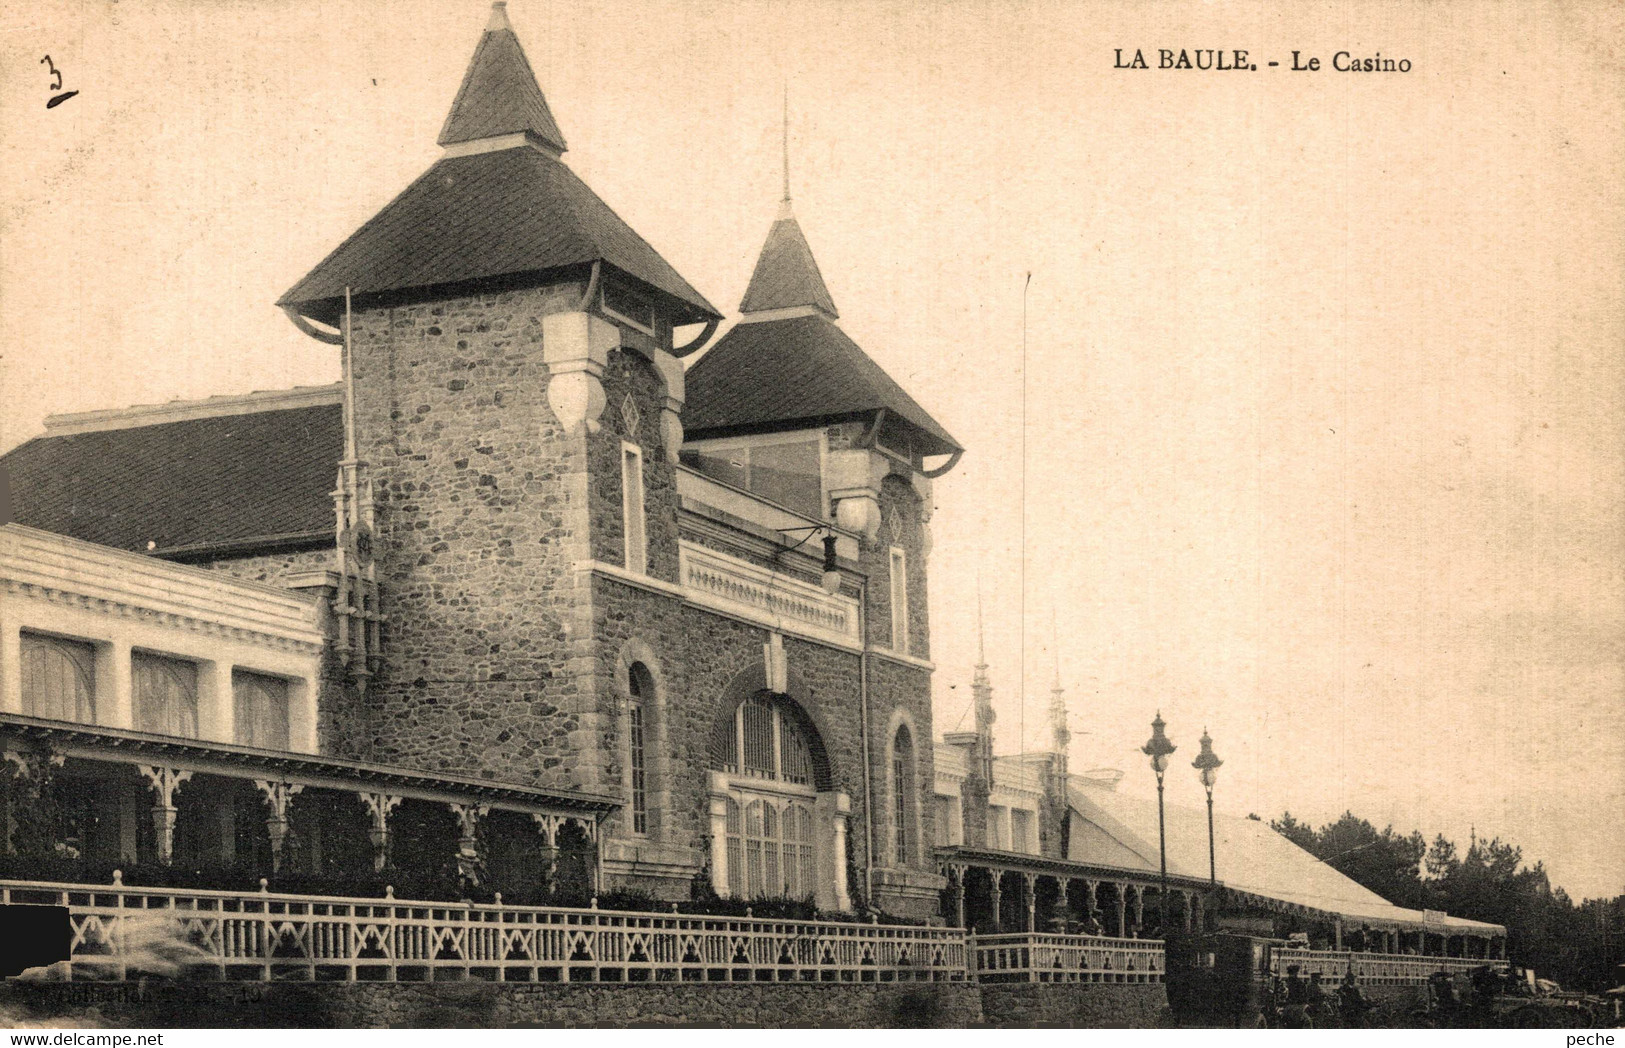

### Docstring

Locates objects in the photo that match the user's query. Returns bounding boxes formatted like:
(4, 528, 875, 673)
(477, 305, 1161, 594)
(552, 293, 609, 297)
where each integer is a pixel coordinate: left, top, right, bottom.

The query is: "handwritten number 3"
(41, 54, 77, 108)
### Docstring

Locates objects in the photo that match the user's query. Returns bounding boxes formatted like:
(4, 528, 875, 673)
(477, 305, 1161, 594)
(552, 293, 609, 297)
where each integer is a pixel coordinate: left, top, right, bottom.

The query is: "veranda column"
(1023, 873, 1037, 932)
(1054, 877, 1069, 931)
(253, 781, 304, 872)
(1085, 879, 1099, 927)
(1132, 885, 1145, 936)
(1181, 890, 1193, 931)
(99, 639, 134, 730)
(1334, 919, 1343, 950)
(450, 803, 488, 885)
(532, 814, 561, 895)
(139, 766, 193, 865)
(360, 793, 401, 872)
(951, 865, 968, 929)
(707, 771, 732, 897)
(0, 610, 21, 714)
(988, 872, 1003, 933)
(1115, 883, 1128, 937)
(197, 660, 235, 744)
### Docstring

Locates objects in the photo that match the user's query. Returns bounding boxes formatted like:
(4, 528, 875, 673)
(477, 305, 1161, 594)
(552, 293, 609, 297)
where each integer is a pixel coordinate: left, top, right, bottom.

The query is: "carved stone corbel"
(826, 448, 889, 542)
(542, 311, 618, 435)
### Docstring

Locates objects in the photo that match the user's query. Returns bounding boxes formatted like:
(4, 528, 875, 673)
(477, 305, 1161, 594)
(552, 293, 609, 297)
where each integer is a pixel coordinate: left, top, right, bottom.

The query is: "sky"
(1, 0, 1620, 900)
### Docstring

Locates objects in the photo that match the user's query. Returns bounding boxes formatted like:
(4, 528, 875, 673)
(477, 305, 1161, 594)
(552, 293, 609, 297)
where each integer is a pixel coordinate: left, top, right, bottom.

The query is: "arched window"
(132, 652, 198, 738)
(20, 632, 95, 723)
(712, 692, 832, 903)
(892, 724, 915, 866)
(713, 692, 827, 788)
(627, 661, 652, 835)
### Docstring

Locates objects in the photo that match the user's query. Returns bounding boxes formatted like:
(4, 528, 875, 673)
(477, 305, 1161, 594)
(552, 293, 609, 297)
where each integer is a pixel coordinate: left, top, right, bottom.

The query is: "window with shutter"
(20, 632, 96, 723)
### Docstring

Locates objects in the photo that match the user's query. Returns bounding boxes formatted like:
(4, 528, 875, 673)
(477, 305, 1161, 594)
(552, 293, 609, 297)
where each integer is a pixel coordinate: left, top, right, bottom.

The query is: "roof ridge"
(40, 384, 343, 438)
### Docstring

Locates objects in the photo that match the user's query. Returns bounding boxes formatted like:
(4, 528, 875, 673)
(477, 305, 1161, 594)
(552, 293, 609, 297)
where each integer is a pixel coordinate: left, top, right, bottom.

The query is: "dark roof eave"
(0, 714, 620, 814)
(684, 409, 962, 459)
(156, 530, 335, 563)
(280, 261, 720, 329)
(934, 844, 1214, 890)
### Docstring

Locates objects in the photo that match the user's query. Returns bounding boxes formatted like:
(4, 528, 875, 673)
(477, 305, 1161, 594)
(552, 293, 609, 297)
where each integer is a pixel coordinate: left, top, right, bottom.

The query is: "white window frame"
(601, 282, 657, 337)
(626, 661, 652, 838)
(889, 546, 909, 654)
(681, 428, 830, 521)
(621, 441, 647, 575)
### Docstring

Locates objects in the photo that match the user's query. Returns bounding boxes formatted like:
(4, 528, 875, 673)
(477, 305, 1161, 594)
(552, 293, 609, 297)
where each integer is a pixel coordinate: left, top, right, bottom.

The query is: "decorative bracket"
(139, 766, 194, 865)
(254, 781, 305, 872)
(359, 792, 402, 872)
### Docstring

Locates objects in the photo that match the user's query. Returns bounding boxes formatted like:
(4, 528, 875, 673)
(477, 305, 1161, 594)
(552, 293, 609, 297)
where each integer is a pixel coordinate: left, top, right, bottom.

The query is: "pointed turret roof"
(685, 188, 960, 457)
(438, 2, 567, 154)
(279, 4, 718, 327)
(739, 202, 839, 318)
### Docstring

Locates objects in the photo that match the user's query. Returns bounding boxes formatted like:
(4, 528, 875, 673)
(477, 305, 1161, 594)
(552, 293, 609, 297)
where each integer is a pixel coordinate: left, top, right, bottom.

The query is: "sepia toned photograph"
(0, 0, 1620, 1033)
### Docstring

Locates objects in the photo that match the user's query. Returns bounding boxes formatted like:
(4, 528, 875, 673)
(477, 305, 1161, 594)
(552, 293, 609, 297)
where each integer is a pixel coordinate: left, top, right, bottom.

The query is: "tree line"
(1264, 810, 1624, 991)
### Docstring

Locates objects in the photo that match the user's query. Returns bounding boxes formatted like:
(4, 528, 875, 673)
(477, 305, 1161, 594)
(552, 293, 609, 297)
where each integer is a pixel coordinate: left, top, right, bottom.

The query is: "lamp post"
(1192, 729, 1222, 887)
(1141, 712, 1176, 934)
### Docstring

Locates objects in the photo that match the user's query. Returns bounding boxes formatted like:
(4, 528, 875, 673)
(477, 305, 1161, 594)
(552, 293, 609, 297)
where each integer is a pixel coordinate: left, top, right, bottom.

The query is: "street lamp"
(1141, 711, 1176, 933)
(1192, 729, 1222, 886)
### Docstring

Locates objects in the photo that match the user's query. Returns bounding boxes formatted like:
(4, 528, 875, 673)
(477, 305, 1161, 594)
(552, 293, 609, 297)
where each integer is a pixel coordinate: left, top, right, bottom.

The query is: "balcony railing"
(1268, 947, 1506, 985)
(0, 879, 967, 984)
(971, 932, 1165, 984)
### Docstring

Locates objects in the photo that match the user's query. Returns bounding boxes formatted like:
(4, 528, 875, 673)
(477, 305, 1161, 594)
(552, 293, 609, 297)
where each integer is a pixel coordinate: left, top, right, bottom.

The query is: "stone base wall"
(2, 981, 985, 1030)
(979, 983, 1171, 1028)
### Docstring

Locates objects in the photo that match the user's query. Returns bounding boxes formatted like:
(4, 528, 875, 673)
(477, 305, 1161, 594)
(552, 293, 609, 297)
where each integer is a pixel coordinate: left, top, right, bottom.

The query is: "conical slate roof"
(438, 2, 566, 153)
(684, 313, 962, 457)
(739, 203, 838, 318)
(278, 4, 718, 327)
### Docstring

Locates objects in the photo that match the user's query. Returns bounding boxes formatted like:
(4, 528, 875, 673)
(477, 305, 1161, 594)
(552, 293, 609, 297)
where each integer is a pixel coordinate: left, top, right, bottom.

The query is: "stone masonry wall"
(3, 980, 985, 1029)
(585, 572, 942, 914)
(979, 983, 1170, 1028)
(344, 283, 602, 791)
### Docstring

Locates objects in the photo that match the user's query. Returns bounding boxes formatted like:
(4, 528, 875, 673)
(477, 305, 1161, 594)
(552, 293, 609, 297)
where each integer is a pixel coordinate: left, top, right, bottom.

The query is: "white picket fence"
(970, 932, 1166, 984)
(1269, 946, 1506, 985)
(0, 879, 967, 983)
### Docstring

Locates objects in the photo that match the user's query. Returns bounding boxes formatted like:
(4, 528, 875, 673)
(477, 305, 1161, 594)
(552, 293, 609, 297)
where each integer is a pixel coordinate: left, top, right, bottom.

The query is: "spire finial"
(487, 1, 510, 32)
(976, 572, 988, 671)
(1051, 606, 1061, 690)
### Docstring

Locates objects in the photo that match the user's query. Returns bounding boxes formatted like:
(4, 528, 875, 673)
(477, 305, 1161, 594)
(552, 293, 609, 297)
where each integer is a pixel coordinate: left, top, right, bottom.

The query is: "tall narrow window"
(233, 671, 290, 750)
(889, 547, 909, 653)
(892, 725, 914, 865)
(19, 632, 96, 723)
(621, 443, 646, 574)
(132, 653, 198, 738)
(1011, 809, 1034, 854)
(782, 803, 816, 900)
(744, 799, 780, 898)
(627, 662, 651, 835)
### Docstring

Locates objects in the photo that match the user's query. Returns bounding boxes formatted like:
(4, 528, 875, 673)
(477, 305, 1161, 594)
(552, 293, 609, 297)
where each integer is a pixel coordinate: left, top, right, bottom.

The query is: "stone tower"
(277, 2, 720, 795)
